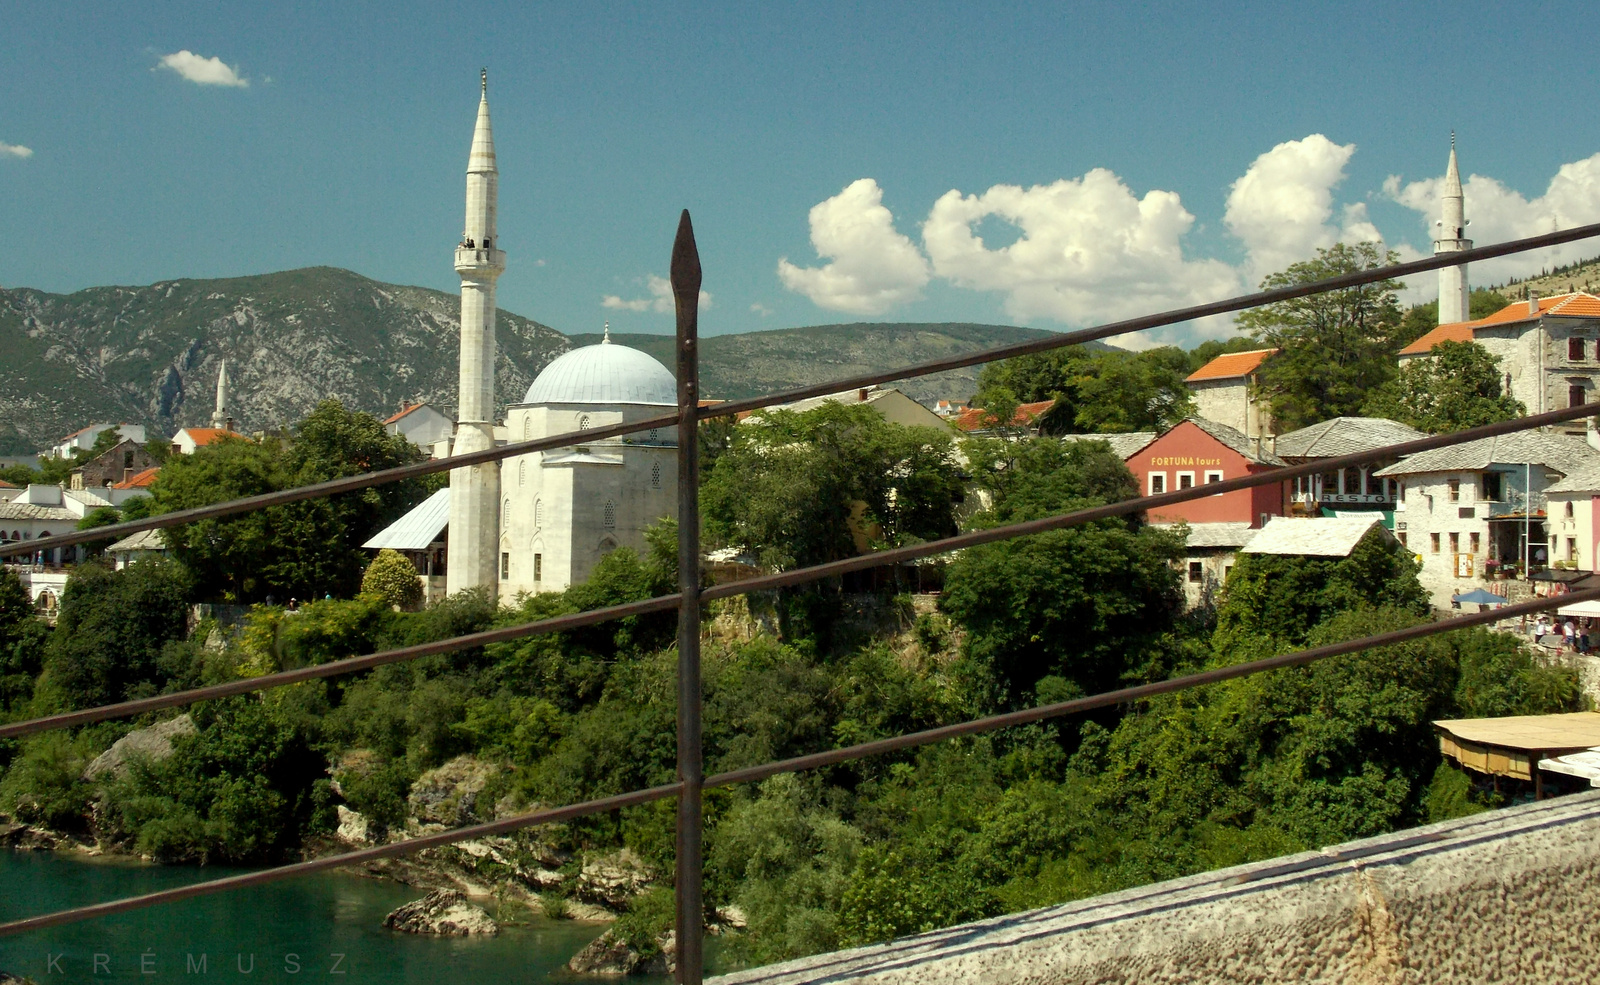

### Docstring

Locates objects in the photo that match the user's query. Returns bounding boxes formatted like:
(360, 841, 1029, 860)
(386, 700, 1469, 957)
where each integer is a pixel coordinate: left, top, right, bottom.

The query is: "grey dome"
(522, 340, 677, 406)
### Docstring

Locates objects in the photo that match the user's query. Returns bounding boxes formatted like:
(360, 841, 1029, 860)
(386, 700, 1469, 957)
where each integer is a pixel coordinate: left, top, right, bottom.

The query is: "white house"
(385, 403, 456, 459)
(49, 423, 146, 460)
(171, 427, 245, 456)
(1374, 430, 1599, 610)
(1543, 463, 1600, 573)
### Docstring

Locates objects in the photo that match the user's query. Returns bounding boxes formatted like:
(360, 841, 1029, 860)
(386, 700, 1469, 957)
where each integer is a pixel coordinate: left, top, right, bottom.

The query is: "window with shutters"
(503, 500, 511, 527)
(519, 460, 526, 486)
(534, 553, 542, 581)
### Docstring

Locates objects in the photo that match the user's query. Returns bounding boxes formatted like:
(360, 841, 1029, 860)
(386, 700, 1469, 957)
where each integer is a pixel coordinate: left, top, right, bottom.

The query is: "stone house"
(1184, 348, 1277, 440)
(1274, 417, 1426, 517)
(385, 403, 456, 459)
(1240, 514, 1398, 562)
(68, 438, 160, 491)
(1543, 463, 1600, 572)
(1373, 430, 1599, 610)
(1398, 292, 1600, 429)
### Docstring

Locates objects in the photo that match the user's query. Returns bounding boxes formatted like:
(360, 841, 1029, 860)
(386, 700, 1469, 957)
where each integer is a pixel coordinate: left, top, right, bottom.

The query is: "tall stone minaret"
(211, 359, 230, 428)
(447, 69, 506, 597)
(1434, 134, 1472, 325)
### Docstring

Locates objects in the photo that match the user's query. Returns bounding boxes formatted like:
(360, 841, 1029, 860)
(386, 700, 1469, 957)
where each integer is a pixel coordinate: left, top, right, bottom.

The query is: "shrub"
(362, 549, 423, 610)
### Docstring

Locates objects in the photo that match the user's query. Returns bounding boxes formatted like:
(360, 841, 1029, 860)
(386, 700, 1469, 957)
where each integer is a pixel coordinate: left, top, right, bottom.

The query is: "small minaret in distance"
(447, 69, 507, 597)
(211, 359, 230, 429)
(1435, 133, 1472, 325)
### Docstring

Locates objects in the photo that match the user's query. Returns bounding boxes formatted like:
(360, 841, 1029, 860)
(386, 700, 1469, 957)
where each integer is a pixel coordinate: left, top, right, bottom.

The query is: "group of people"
(1533, 614, 1594, 653)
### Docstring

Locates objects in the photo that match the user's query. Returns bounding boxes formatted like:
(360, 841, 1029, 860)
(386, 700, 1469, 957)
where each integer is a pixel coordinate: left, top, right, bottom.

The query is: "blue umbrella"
(1453, 588, 1508, 605)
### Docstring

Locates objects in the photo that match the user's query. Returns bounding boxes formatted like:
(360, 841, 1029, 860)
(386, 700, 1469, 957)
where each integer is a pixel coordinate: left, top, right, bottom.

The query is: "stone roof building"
(1274, 417, 1426, 516)
(1184, 348, 1277, 441)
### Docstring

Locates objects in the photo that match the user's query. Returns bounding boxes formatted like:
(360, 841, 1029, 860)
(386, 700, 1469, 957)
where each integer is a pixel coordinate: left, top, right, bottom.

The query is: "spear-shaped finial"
(602, 320, 611, 343)
(481, 68, 488, 95)
(671, 210, 702, 322)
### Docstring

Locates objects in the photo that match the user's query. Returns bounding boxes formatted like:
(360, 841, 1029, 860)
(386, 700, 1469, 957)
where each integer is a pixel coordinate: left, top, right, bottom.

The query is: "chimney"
(1252, 435, 1263, 458)
(858, 388, 870, 402)
(1529, 288, 1539, 316)
(1269, 434, 1277, 455)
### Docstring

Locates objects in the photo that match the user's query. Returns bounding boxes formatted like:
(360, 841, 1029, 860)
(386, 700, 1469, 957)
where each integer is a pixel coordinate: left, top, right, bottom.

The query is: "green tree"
(702, 403, 964, 570)
(1213, 529, 1428, 658)
(0, 567, 48, 711)
(1239, 242, 1404, 431)
(943, 438, 1185, 703)
(154, 401, 428, 602)
(75, 505, 124, 558)
(1361, 340, 1524, 433)
(39, 558, 193, 710)
(361, 549, 423, 610)
(971, 347, 1196, 435)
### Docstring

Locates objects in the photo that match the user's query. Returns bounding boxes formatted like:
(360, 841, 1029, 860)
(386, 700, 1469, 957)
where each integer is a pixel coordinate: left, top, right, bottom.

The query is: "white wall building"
(385, 403, 456, 457)
(1184, 349, 1277, 439)
(1544, 464, 1600, 572)
(1375, 431, 1598, 610)
(49, 423, 146, 460)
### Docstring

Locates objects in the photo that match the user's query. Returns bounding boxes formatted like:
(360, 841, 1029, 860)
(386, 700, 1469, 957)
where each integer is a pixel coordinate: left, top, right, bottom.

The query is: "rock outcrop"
(382, 889, 498, 936)
(567, 930, 674, 977)
(408, 756, 499, 828)
(577, 849, 655, 908)
(83, 715, 196, 780)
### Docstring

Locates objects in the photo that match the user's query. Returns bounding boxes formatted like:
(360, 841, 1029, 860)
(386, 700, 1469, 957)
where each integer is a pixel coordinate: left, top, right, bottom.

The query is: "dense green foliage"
(1239, 242, 1405, 432)
(154, 401, 428, 602)
(1362, 340, 1525, 433)
(362, 549, 423, 610)
(39, 559, 192, 711)
(970, 346, 1196, 434)
(702, 403, 964, 569)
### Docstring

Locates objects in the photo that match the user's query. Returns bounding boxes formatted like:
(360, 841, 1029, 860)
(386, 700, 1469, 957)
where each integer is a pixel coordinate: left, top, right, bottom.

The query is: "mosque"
(369, 72, 678, 600)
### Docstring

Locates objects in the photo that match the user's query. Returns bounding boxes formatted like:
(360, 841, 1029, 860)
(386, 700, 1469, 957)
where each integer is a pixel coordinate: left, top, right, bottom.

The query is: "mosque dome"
(521, 337, 677, 406)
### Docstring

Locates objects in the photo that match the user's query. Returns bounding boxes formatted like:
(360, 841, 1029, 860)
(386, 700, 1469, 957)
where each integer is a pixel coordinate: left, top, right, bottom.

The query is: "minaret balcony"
(454, 248, 507, 275)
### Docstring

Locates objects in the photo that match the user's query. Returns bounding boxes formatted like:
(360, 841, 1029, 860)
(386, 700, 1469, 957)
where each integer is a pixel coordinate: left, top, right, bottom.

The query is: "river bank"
(0, 849, 683, 984)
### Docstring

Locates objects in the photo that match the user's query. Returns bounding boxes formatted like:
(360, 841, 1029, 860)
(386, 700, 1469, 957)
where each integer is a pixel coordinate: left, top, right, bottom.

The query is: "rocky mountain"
(0, 266, 1085, 453)
(570, 322, 1099, 406)
(0, 267, 568, 452)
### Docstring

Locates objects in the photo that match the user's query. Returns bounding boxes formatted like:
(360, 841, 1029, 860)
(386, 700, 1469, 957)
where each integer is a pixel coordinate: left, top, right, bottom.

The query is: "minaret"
(1434, 134, 1472, 325)
(447, 69, 507, 596)
(211, 359, 230, 429)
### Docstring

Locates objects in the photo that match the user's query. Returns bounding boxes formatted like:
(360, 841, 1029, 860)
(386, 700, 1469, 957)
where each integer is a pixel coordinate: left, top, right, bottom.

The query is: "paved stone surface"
(709, 792, 1600, 984)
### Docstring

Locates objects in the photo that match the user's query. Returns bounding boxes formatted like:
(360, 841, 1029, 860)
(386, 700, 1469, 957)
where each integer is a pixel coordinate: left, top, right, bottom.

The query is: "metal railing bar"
(0, 782, 683, 937)
(3, 399, 1593, 741)
(5, 587, 1592, 939)
(701, 221, 1600, 419)
(8, 222, 1597, 563)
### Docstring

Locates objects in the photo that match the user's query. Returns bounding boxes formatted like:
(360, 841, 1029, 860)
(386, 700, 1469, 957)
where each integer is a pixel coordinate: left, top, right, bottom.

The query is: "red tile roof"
(176, 427, 244, 447)
(1402, 293, 1600, 356)
(0, 479, 15, 489)
(1185, 348, 1278, 383)
(953, 399, 1055, 432)
(112, 467, 160, 489)
(384, 403, 424, 425)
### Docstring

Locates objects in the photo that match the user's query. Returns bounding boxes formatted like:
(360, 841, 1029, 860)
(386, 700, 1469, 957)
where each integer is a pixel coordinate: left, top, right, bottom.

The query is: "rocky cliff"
(0, 267, 568, 451)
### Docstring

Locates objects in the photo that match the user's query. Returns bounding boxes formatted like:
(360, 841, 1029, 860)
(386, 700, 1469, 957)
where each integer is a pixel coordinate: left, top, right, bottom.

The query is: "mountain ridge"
(0, 268, 1071, 452)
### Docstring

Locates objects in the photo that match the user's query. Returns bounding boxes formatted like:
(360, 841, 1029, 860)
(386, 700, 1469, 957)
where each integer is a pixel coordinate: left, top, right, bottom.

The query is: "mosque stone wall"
(709, 791, 1600, 985)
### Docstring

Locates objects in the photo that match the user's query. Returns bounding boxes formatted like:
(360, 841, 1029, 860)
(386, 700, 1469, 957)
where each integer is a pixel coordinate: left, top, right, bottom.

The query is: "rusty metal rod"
(672, 209, 706, 985)
(9, 220, 1598, 562)
(5, 588, 1590, 938)
(3, 398, 1594, 741)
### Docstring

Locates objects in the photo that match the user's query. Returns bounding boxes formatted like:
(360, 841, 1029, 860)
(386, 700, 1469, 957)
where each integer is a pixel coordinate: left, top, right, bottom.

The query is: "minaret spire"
(448, 71, 508, 597)
(1434, 134, 1472, 325)
(211, 359, 229, 429)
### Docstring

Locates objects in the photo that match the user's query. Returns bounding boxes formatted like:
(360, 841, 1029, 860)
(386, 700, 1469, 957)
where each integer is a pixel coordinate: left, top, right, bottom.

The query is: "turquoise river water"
(0, 850, 688, 983)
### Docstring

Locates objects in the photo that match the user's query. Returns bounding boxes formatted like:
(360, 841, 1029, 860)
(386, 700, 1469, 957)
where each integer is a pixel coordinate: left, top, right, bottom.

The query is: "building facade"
(1125, 417, 1289, 528)
(1274, 417, 1425, 516)
(1184, 348, 1277, 440)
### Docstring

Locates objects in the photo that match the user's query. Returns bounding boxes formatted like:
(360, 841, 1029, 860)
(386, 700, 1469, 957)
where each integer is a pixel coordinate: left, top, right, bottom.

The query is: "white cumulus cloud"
(1387, 151, 1600, 287)
(157, 50, 249, 88)
(778, 179, 931, 315)
(0, 142, 32, 159)
(921, 170, 1241, 343)
(1224, 134, 1382, 286)
(602, 274, 711, 313)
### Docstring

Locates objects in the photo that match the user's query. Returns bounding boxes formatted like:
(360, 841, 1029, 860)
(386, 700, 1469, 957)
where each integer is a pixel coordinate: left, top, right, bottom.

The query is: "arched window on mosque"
(523, 416, 531, 440)
(603, 501, 616, 528)
(579, 415, 591, 431)
(535, 498, 544, 529)
(519, 460, 526, 486)
(503, 500, 511, 528)
(651, 462, 662, 489)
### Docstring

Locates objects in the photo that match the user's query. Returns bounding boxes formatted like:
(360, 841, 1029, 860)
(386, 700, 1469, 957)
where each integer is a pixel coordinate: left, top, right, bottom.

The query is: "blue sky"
(5, 1, 1600, 344)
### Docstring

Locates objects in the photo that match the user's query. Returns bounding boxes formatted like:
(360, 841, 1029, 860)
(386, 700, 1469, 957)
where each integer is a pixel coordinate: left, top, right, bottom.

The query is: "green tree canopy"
(152, 401, 427, 602)
(361, 549, 423, 610)
(1239, 242, 1404, 431)
(1361, 340, 1524, 433)
(971, 346, 1196, 435)
(40, 558, 192, 710)
(701, 403, 964, 570)
(942, 438, 1185, 704)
